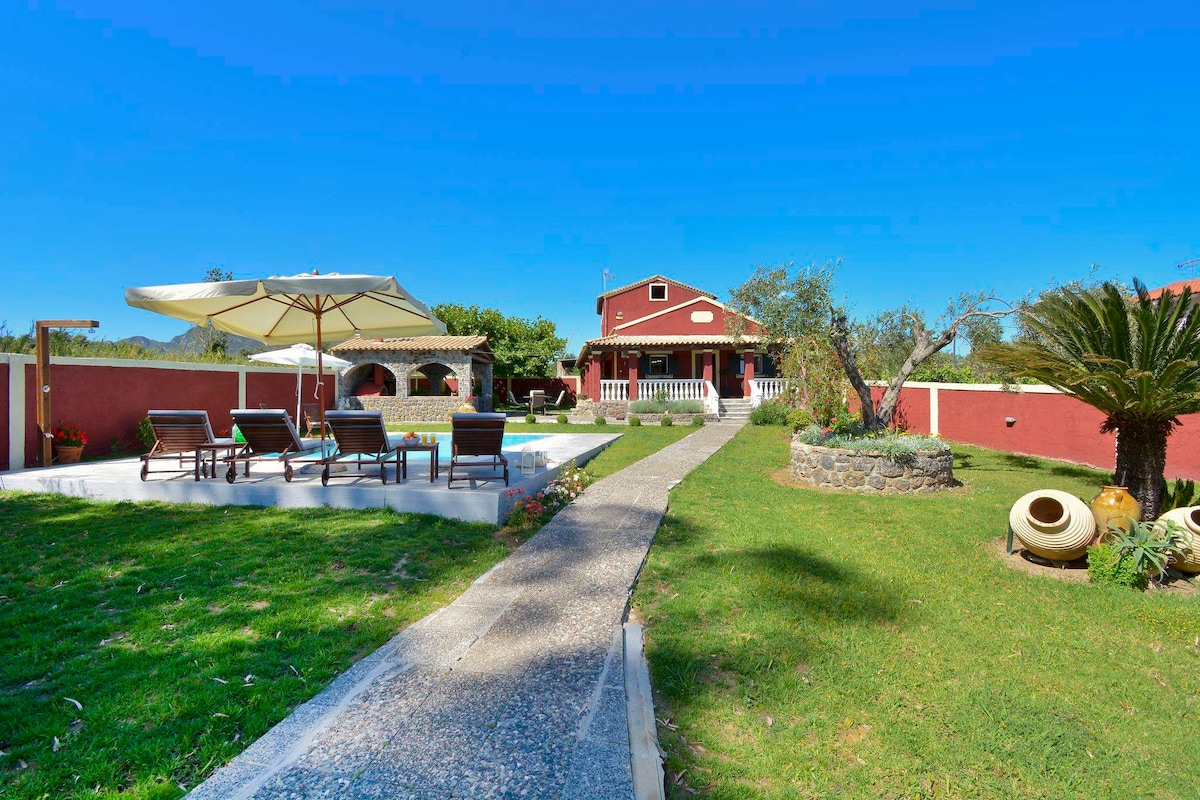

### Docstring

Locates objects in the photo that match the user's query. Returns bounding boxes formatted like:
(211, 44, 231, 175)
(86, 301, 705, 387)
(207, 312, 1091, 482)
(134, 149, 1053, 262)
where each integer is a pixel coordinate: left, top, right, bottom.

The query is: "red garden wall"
(0, 354, 336, 470)
(870, 383, 1200, 480)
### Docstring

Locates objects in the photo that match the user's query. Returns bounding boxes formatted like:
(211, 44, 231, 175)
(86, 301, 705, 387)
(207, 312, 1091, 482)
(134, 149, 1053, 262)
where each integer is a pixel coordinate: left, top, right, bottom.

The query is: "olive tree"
(728, 260, 1014, 431)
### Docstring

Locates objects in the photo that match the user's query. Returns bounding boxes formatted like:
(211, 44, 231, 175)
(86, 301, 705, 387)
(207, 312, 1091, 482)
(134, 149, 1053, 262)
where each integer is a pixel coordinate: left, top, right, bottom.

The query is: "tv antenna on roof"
(602, 269, 616, 293)
(1178, 257, 1200, 279)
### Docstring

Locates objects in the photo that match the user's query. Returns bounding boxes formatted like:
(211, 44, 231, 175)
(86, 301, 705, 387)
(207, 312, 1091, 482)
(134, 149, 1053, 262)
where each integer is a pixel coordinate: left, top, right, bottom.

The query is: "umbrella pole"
(315, 303, 327, 453)
(296, 362, 303, 432)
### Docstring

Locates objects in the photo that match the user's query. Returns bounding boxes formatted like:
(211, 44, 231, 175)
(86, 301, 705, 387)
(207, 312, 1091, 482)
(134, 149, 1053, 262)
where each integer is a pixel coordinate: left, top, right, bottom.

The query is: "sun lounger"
(320, 410, 398, 485)
(224, 409, 327, 483)
(448, 412, 509, 487)
(140, 410, 235, 481)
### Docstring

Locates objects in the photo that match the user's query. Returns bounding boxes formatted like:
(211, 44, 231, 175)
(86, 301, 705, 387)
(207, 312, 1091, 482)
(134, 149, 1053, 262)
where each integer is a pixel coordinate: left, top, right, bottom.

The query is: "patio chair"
(448, 412, 509, 487)
(320, 410, 398, 486)
(302, 403, 330, 437)
(542, 389, 569, 414)
(506, 389, 521, 406)
(224, 409, 327, 483)
(528, 389, 547, 415)
(140, 410, 234, 481)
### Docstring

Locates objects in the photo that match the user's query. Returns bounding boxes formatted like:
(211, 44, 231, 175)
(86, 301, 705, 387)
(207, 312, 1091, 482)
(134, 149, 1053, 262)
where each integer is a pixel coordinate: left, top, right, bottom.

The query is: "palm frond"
(978, 280, 1200, 424)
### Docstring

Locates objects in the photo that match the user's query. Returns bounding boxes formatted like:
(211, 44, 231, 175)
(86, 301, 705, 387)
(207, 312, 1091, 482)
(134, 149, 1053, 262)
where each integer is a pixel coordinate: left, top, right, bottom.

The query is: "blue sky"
(2, 1, 1198, 354)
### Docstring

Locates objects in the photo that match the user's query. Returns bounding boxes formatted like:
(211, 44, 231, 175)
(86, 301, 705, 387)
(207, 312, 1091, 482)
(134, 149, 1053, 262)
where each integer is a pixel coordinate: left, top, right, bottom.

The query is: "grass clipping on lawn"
(634, 426, 1200, 799)
(0, 496, 507, 800)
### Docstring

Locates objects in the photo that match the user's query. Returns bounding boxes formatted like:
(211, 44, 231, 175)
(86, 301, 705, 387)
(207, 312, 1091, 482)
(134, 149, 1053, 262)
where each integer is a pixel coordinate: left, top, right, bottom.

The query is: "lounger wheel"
(140, 461, 149, 481)
(284, 463, 294, 482)
(321, 465, 330, 487)
(226, 465, 237, 484)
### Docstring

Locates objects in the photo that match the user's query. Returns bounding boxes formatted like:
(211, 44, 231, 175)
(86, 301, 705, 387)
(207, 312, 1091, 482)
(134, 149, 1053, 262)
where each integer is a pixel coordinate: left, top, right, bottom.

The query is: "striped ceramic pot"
(1158, 506, 1200, 574)
(1009, 489, 1095, 562)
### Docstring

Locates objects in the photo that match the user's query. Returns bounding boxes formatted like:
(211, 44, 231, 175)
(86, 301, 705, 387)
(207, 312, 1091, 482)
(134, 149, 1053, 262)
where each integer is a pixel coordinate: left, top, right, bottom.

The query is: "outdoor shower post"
(35, 319, 99, 467)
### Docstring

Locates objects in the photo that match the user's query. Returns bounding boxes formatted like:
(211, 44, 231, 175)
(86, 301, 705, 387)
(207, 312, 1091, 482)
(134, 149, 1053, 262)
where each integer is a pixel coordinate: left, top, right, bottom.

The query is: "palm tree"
(982, 280, 1200, 519)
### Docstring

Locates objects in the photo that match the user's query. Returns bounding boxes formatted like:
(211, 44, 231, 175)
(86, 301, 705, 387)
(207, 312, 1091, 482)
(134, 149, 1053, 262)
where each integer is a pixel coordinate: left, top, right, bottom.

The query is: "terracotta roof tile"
(331, 335, 490, 353)
(575, 333, 760, 367)
(1145, 278, 1200, 300)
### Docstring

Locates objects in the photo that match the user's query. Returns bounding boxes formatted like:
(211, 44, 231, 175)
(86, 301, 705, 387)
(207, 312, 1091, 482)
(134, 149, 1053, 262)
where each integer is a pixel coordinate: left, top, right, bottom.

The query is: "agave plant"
(1105, 519, 1187, 581)
(982, 280, 1200, 518)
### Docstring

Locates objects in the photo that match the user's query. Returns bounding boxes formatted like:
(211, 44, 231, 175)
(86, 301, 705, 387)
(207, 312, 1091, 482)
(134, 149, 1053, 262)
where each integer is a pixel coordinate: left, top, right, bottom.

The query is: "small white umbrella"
(249, 343, 353, 430)
(126, 271, 445, 440)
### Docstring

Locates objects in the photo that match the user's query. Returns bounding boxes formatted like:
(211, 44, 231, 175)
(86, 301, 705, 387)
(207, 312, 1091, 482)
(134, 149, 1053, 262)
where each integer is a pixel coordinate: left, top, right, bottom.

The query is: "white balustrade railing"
(637, 379, 706, 403)
(749, 378, 790, 407)
(704, 381, 720, 415)
(599, 380, 629, 402)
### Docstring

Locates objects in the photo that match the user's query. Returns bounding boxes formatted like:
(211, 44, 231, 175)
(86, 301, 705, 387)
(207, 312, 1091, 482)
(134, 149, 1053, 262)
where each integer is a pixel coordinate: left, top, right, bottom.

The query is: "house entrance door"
(718, 350, 744, 398)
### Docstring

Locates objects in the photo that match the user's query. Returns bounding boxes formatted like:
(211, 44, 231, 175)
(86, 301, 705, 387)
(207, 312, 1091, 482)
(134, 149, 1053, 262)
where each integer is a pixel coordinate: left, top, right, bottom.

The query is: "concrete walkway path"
(188, 422, 743, 800)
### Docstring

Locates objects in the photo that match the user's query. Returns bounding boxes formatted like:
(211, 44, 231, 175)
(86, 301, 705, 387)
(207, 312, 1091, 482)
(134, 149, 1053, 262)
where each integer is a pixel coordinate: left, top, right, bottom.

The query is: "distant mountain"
(119, 327, 265, 355)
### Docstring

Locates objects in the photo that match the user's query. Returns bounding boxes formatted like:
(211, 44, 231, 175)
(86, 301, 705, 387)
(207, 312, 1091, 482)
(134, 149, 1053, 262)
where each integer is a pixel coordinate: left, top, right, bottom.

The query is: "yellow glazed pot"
(1009, 489, 1095, 562)
(1090, 485, 1141, 539)
(1158, 506, 1200, 574)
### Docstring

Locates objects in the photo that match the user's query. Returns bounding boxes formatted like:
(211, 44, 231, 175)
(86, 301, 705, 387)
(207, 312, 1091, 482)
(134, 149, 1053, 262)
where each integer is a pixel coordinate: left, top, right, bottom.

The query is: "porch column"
(702, 350, 714, 386)
(590, 354, 602, 399)
(627, 351, 639, 401)
(743, 349, 755, 397)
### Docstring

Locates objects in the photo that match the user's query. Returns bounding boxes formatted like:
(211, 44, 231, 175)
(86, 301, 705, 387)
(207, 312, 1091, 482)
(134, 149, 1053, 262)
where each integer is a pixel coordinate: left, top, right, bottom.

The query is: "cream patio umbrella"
(126, 271, 446, 440)
(248, 343, 353, 430)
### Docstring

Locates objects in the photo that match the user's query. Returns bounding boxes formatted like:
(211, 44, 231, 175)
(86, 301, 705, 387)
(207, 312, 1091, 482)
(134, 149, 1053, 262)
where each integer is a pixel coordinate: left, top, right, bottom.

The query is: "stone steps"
(718, 399, 753, 420)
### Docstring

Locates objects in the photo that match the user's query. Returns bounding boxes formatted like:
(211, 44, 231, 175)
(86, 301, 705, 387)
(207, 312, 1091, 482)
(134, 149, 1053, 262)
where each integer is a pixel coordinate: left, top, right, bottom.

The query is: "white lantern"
(520, 447, 537, 476)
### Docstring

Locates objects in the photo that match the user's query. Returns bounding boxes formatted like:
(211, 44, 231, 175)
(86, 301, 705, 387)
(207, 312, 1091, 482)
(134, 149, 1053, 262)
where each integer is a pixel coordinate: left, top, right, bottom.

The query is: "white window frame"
(648, 282, 669, 302)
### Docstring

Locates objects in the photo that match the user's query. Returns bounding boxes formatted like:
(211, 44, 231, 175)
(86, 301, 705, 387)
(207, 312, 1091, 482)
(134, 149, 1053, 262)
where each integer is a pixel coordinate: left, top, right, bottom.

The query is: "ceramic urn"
(1009, 489, 1095, 562)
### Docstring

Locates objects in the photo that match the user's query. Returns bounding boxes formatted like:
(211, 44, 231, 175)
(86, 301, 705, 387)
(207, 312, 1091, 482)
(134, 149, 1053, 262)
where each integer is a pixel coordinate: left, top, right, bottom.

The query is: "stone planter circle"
(789, 438, 954, 494)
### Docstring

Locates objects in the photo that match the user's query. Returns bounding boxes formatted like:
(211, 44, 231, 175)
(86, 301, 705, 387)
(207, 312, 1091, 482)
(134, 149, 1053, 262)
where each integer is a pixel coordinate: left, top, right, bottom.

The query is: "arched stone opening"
(342, 362, 398, 400)
(409, 362, 457, 397)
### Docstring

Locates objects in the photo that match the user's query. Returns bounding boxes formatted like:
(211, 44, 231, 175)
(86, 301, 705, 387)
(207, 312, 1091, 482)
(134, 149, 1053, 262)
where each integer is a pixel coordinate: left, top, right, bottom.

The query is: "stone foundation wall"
(347, 395, 464, 423)
(578, 400, 630, 420)
(567, 400, 716, 425)
(790, 439, 954, 493)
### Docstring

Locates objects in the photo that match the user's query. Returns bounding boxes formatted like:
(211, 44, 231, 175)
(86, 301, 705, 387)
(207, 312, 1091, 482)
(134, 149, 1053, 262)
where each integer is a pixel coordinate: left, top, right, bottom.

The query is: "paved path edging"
(186, 422, 743, 799)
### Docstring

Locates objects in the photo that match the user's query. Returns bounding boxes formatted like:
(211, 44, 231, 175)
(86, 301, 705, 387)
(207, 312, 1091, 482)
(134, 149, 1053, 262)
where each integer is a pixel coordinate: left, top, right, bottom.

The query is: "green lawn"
(0, 422, 691, 798)
(0, 497, 506, 799)
(634, 426, 1200, 799)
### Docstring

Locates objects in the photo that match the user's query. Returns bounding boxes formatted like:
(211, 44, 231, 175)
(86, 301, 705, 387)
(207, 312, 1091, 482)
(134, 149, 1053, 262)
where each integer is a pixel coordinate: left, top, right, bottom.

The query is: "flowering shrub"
(52, 422, 87, 447)
(504, 489, 547, 530)
(504, 460, 594, 529)
(543, 461, 591, 509)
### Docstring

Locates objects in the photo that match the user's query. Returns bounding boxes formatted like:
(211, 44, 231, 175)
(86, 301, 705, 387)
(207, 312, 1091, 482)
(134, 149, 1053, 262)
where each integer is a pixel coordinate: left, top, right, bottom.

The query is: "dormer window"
(649, 282, 668, 301)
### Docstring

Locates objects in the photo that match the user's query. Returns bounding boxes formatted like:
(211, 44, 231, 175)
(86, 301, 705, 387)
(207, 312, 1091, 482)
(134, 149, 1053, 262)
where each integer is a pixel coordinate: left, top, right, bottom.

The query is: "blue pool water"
(386, 433, 549, 465)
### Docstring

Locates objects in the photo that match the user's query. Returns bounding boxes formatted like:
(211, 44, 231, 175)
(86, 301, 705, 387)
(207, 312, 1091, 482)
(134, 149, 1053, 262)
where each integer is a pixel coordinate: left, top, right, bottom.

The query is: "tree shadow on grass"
(996, 452, 1108, 483)
(0, 491, 507, 797)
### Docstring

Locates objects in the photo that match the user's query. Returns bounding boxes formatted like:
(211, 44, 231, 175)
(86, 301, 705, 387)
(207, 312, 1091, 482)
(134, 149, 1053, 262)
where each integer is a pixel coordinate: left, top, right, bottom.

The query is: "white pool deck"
(0, 433, 621, 525)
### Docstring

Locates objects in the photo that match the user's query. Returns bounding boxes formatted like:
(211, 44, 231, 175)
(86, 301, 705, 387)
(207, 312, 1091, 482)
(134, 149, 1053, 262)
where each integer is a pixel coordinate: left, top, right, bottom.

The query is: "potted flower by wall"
(52, 422, 87, 464)
(458, 394, 477, 413)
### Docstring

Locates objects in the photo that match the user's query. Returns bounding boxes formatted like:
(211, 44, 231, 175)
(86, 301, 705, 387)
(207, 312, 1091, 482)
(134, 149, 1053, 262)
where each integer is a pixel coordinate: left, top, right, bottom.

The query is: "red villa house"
(576, 275, 787, 418)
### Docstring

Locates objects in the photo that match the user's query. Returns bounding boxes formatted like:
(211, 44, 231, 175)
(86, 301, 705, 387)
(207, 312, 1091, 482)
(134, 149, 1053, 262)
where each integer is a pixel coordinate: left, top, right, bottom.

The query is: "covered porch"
(577, 334, 787, 411)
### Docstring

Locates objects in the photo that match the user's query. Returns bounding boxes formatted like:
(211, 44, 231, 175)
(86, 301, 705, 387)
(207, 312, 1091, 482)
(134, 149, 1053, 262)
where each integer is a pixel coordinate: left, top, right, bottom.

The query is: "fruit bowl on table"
(402, 435, 421, 446)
